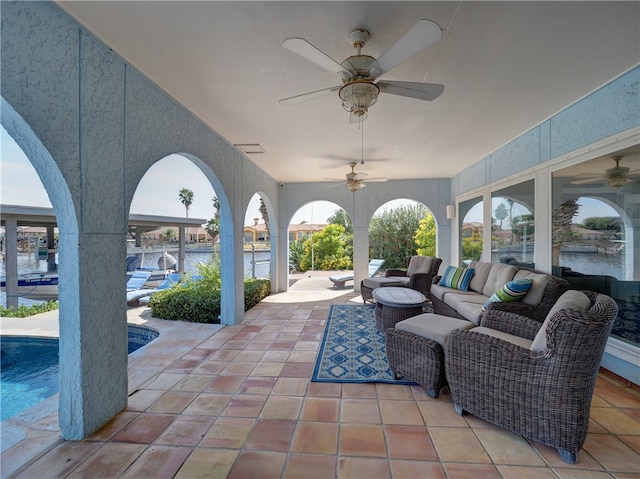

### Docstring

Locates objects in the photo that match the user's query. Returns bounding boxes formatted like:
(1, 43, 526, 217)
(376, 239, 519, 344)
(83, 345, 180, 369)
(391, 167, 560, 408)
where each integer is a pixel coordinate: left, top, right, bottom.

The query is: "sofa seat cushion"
(513, 270, 551, 305)
(396, 313, 474, 347)
(455, 301, 486, 326)
(431, 284, 479, 302)
(530, 290, 592, 351)
(471, 326, 533, 349)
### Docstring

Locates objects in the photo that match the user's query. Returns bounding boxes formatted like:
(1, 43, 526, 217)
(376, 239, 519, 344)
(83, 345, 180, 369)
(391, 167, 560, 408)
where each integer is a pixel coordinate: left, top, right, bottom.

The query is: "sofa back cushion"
(406, 256, 435, 276)
(513, 270, 552, 305)
(530, 290, 592, 351)
(481, 263, 518, 297)
(468, 261, 493, 294)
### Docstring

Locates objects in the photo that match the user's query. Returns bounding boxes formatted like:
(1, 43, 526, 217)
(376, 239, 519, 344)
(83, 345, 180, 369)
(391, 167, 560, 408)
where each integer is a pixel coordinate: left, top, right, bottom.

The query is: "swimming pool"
(0, 324, 159, 421)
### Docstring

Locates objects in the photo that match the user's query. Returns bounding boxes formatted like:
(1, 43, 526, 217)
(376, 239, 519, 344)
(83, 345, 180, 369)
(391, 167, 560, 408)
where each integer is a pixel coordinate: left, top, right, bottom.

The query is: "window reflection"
(459, 197, 483, 265)
(552, 149, 639, 347)
(491, 180, 535, 268)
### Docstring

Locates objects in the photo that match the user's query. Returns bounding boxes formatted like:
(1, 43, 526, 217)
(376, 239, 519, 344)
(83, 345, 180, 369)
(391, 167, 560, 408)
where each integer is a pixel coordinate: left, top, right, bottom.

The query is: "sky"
(1, 126, 618, 226)
(0, 127, 341, 225)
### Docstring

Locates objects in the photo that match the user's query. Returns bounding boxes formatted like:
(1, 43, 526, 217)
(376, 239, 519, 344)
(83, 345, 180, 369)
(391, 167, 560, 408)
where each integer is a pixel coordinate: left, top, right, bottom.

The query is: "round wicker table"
(372, 287, 426, 332)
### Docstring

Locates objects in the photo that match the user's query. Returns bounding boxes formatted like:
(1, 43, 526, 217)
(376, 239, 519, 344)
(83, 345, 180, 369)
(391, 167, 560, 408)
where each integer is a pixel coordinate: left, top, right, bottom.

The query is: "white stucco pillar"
(4, 219, 18, 309)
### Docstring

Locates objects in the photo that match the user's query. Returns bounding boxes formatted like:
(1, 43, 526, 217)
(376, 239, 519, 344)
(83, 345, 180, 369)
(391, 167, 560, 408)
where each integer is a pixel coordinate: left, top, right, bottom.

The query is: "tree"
(164, 229, 176, 242)
(581, 216, 621, 233)
(179, 188, 194, 218)
(205, 218, 220, 243)
(369, 203, 427, 268)
(494, 202, 509, 229)
(289, 240, 305, 272)
(461, 233, 483, 261)
(552, 199, 580, 264)
(511, 214, 535, 241)
(327, 209, 352, 235)
(258, 198, 270, 240)
(414, 213, 436, 256)
(299, 224, 352, 271)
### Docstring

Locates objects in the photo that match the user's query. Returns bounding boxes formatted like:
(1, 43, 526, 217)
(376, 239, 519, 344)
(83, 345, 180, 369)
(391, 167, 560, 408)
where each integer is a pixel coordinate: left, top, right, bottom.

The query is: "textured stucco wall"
(453, 67, 640, 197)
(1, 1, 279, 438)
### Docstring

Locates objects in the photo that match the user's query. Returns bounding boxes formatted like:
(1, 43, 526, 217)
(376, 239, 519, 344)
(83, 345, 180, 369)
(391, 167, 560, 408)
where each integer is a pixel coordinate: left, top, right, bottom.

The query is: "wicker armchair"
(445, 290, 618, 464)
(384, 255, 442, 299)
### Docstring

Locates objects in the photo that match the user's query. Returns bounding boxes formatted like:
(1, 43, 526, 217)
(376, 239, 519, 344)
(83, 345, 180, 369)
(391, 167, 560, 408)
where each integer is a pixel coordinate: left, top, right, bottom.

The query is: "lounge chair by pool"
(329, 259, 385, 288)
(128, 273, 182, 305)
(126, 270, 152, 292)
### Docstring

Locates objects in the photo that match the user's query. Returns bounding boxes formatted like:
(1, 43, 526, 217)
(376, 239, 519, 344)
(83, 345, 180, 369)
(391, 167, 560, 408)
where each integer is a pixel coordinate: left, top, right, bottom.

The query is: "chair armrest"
(408, 272, 436, 296)
(385, 268, 407, 277)
(480, 309, 542, 340)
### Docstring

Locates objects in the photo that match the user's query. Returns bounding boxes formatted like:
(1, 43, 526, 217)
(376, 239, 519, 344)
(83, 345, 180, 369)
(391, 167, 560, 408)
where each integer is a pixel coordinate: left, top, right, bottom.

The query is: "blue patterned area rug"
(312, 304, 415, 384)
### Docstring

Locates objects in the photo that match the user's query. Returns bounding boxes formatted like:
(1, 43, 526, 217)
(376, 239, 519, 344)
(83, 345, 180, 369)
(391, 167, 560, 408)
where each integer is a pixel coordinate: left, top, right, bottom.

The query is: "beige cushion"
(406, 256, 434, 276)
(481, 263, 518, 297)
(472, 326, 533, 349)
(396, 313, 474, 347)
(455, 302, 485, 326)
(468, 261, 493, 294)
(530, 290, 592, 351)
(362, 276, 403, 289)
(513, 270, 551, 305)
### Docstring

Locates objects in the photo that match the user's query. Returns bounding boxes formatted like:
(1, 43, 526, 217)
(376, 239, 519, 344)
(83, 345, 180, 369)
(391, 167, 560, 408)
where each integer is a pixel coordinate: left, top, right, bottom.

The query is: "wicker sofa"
(445, 290, 619, 464)
(431, 261, 569, 325)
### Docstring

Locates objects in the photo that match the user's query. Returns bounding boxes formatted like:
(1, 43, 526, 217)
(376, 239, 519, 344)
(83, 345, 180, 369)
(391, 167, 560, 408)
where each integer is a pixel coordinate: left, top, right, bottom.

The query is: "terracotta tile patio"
(2, 274, 639, 478)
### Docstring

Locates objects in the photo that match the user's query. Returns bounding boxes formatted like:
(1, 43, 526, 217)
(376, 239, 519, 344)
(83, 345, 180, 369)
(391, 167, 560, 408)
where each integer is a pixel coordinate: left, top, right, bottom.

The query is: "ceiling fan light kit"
(339, 81, 379, 118)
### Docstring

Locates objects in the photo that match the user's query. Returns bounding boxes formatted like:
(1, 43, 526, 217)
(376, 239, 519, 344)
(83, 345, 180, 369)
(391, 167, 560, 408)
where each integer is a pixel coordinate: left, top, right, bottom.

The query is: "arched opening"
(129, 154, 218, 276)
(244, 193, 272, 280)
(369, 199, 437, 270)
(287, 201, 349, 275)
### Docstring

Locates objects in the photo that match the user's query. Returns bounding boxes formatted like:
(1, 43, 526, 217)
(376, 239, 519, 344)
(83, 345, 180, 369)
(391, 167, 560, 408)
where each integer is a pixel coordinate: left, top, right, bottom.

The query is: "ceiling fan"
(324, 162, 388, 192)
(571, 155, 640, 188)
(279, 19, 444, 122)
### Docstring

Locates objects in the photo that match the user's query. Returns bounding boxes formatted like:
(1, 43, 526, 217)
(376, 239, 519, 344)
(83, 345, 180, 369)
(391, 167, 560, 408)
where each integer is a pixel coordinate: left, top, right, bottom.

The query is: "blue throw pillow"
(438, 266, 475, 291)
(482, 278, 533, 311)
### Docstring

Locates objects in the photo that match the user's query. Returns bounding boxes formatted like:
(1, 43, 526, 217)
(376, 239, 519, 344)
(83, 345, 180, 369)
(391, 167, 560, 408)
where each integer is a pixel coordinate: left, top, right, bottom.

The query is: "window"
(459, 197, 483, 265)
(491, 180, 535, 267)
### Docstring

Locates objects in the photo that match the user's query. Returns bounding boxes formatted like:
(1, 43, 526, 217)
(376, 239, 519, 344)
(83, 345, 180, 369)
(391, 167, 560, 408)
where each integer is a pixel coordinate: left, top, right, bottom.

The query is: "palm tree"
(179, 188, 194, 218)
(259, 198, 270, 241)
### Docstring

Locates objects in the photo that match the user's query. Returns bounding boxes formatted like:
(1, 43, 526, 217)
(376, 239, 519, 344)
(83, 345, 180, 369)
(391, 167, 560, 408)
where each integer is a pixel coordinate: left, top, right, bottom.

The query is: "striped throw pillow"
(438, 266, 475, 291)
(482, 278, 533, 311)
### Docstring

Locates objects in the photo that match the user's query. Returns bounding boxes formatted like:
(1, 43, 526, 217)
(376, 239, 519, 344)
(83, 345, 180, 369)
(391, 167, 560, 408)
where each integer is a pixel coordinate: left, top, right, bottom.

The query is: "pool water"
(1, 325, 159, 421)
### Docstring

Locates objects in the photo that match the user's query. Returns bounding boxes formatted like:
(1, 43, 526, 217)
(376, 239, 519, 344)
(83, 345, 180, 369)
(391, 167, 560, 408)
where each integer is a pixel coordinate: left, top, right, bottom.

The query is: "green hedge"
(149, 278, 270, 323)
(0, 300, 59, 318)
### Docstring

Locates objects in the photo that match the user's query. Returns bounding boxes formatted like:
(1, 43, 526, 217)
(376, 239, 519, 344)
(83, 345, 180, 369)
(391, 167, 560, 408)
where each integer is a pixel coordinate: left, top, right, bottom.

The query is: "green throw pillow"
(438, 266, 475, 291)
(482, 278, 533, 311)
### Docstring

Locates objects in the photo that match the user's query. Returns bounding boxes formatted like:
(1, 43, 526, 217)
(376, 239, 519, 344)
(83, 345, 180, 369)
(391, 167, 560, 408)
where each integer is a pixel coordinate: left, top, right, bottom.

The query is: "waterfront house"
(1, 2, 638, 474)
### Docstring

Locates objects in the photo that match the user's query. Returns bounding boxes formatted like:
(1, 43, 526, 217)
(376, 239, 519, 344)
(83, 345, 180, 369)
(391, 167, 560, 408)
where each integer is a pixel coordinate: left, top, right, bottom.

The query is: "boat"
(0, 272, 59, 301)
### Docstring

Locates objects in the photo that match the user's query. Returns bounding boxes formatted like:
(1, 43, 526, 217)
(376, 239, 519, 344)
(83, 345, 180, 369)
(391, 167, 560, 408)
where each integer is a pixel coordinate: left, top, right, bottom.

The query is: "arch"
(1, 97, 86, 438)
(244, 191, 278, 291)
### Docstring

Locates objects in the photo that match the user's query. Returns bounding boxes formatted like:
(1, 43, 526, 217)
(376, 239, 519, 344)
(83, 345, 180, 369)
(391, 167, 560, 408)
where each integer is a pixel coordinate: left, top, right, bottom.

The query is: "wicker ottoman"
(385, 314, 474, 398)
(373, 287, 426, 332)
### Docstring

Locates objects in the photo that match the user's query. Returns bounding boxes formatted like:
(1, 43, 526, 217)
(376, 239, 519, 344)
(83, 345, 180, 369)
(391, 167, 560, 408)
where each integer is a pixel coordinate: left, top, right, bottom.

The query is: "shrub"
(0, 300, 59, 318)
(149, 278, 271, 323)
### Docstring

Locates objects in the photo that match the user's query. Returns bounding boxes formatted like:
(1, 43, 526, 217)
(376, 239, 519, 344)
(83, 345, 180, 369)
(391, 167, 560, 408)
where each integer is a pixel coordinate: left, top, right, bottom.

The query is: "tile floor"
(2, 276, 639, 478)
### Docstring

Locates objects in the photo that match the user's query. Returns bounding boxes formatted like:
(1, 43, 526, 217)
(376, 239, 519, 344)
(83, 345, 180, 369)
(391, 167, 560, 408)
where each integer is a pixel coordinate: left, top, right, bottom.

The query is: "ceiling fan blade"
(353, 172, 368, 180)
(373, 19, 442, 76)
(377, 80, 444, 101)
(282, 38, 353, 75)
(279, 86, 341, 106)
(322, 177, 346, 181)
(363, 177, 388, 183)
(571, 177, 606, 185)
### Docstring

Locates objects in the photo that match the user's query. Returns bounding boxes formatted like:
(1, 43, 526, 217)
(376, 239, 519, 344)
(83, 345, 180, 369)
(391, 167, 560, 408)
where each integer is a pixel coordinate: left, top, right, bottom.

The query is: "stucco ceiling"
(56, 1, 640, 184)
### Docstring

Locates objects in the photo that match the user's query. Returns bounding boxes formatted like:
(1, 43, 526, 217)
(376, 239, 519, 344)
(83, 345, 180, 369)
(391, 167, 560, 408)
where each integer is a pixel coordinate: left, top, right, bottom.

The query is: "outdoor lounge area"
(2, 275, 639, 478)
(1, 2, 638, 477)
